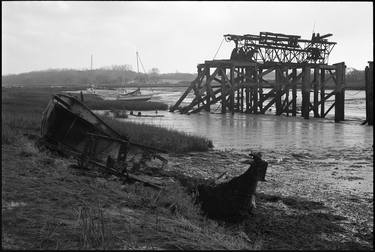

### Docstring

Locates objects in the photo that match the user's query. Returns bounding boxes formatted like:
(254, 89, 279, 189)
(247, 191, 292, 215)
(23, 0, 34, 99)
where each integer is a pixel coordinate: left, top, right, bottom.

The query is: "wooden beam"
(260, 90, 286, 114)
(324, 102, 336, 118)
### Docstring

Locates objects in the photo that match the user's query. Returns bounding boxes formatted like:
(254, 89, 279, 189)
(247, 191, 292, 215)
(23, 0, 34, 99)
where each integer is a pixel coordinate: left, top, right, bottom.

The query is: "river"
(101, 87, 373, 153)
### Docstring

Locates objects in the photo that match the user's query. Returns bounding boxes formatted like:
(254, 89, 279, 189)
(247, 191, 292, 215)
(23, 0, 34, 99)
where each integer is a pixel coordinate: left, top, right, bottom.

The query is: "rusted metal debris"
(40, 94, 167, 188)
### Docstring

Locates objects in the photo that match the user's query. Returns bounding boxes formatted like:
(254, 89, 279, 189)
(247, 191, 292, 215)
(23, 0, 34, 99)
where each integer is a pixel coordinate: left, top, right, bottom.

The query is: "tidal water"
(102, 87, 372, 152)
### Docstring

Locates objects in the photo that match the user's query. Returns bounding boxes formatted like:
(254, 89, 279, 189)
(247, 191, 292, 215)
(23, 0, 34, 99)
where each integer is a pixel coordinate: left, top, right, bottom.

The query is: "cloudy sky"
(2, 1, 373, 75)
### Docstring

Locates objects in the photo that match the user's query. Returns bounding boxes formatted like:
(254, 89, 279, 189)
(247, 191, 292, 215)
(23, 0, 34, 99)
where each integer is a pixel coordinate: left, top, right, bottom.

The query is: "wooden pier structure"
(170, 32, 346, 122)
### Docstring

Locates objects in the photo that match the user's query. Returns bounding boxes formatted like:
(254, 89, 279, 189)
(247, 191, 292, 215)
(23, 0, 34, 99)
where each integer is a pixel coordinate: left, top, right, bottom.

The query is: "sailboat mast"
(136, 51, 139, 74)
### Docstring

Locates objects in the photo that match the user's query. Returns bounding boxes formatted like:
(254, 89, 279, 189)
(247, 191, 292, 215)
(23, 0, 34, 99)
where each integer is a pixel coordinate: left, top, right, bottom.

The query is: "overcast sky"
(2, 1, 373, 75)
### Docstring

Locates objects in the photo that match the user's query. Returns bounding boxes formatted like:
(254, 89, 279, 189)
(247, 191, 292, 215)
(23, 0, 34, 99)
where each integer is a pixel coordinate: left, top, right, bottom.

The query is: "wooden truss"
(170, 61, 346, 122)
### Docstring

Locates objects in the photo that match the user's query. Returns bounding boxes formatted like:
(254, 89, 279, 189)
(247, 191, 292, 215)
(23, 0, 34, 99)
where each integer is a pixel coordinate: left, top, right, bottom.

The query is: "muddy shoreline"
(167, 148, 373, 249)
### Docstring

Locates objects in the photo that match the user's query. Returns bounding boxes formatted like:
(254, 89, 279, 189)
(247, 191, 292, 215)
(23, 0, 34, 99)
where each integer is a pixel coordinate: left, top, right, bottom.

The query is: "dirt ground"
(167, 147, 373, 250)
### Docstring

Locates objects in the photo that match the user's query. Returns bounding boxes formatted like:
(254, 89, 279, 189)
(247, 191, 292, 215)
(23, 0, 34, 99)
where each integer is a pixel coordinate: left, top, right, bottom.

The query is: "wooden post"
(254, 68, 259, 114)
(292, 68, 297, 117)
(221, 68, 227, 113)
(245, 67, 250, 113)
(334, 62, 345, 122)
(230, 67, 235, 114)
(285, 69, 289, 116)
(205, 67, 211, 112)
(302, 66, 311, 119)
(275, 68, 282, 115)
(235, 68, 240, 112)
(313, 67, 319, 117)
(365, 61, 373, 125)
(240, 69, 244, 113)
(258, 68, 263, 112)
(320, 68, 325, 118)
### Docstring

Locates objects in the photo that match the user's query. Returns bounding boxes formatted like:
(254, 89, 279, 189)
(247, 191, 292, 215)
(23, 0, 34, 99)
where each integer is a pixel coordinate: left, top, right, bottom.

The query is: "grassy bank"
(1, 86, 245, 249)
(2, 135, 251, 249)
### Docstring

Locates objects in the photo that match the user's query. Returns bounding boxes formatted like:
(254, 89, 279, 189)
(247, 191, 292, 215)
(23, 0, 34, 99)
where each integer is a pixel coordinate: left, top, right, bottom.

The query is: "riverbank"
(2, 86, 373, 249)
(167, 149, 373, 249)
(2, 133, 372, 249)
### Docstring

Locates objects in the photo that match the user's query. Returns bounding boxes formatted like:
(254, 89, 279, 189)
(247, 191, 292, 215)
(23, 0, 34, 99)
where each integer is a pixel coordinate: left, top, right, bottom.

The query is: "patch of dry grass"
(101, 115, 213, 153)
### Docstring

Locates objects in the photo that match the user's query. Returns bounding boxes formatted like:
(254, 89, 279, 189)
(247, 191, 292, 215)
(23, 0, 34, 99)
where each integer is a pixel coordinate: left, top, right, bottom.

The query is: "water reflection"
(121, 110, 373, 152)
(92, 87, 371, 152)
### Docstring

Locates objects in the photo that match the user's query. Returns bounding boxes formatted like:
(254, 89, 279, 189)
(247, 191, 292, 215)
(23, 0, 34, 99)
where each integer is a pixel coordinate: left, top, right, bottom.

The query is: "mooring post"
(240, 68, 244, 112)
(292, 68, 297, 117)
(334, 62, 345, 122)
(365, 61, 373, 125)
(302, 66, 311, 119)
(320, 68, 325, 118)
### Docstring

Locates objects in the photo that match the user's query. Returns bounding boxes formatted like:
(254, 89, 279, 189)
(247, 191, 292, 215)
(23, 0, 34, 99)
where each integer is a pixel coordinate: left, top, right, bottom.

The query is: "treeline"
(1, 66, 365, 89)
(2, 66, 197, 87)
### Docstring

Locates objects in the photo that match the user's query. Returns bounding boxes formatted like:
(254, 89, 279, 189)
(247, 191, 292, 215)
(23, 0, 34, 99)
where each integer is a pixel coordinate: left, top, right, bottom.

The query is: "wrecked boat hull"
(41, 94, 166, 173)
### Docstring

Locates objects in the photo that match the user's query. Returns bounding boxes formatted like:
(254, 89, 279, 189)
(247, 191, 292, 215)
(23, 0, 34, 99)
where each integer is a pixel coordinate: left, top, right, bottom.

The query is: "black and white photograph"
(2, 1, 373, 250)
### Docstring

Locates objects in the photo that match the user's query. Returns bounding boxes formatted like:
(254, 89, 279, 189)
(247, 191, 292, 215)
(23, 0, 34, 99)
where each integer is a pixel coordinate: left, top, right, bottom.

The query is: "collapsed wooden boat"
(196, 153, 268, 221)
(40, 94, 167, 187)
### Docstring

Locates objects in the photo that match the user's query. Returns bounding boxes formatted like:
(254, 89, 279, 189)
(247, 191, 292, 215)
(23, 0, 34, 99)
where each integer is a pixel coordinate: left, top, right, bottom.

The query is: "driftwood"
(195, 153, 268, 221)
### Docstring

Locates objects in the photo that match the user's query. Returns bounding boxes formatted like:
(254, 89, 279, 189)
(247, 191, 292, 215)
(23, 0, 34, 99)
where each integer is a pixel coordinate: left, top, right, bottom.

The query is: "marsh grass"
(75, 205, 113, 249)
(2, 87, 212, 152)
(101, 115, 214, 152)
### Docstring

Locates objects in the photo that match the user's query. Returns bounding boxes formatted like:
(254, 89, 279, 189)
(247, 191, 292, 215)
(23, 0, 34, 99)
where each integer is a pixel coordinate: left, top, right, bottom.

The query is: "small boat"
(116, 88, 153, 101)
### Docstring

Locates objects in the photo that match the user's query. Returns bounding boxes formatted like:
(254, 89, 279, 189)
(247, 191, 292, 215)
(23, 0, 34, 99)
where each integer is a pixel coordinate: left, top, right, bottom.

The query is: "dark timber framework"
(170, 32, 346, 122)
